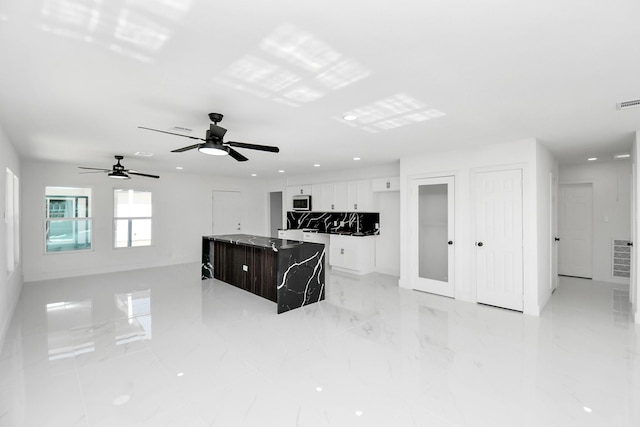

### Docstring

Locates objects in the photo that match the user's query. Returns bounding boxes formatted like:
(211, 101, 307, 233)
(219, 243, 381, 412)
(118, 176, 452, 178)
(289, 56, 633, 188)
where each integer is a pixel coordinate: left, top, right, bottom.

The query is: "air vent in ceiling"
(171, 126, 192, 132)
(616, 99, 640, 110)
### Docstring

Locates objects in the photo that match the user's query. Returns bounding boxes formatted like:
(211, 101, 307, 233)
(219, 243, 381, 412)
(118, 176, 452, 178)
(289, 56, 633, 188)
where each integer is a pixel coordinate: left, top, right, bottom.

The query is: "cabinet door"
(372, 177, 400, 192)
(347, 181, 358, 211)
(347, 180, 375, 211)
(329, 236, 345, 267)
(356, 179, 375, 211)
(322, 183, 335, 211)
(311, 184, 323, 211)
(334, 182, 348, 211)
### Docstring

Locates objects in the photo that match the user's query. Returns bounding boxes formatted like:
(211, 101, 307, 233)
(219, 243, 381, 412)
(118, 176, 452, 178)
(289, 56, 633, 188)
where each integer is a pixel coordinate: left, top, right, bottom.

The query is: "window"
(114, 189, 152, 248)
(45, 186, 92, 253)
(5, 168, 19, 273)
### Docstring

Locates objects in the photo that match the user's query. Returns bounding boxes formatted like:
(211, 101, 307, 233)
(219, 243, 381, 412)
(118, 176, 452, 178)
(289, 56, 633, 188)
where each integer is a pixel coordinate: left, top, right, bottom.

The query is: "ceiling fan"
(78, 155, 160, 179)
(138, 113, 279, 162)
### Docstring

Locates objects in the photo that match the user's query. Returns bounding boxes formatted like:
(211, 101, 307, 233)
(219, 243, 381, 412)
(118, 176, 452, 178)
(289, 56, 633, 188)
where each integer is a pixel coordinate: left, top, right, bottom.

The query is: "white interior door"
(558, 183, 593, 278)
(551, 173, 559, 292)
(411, 176, 455, 297)
(212, 191, 241, 235)
(475, 169, 524, 311)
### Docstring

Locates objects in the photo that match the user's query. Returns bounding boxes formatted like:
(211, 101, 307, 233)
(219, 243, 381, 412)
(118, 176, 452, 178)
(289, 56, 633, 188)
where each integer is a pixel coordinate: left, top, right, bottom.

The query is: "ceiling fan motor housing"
(208, 113, 223, 123)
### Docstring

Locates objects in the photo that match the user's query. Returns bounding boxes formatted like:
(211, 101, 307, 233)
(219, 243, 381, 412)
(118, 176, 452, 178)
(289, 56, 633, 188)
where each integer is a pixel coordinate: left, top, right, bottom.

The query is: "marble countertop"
(204, 234, 319, 250)
(279, 229, 377, 237)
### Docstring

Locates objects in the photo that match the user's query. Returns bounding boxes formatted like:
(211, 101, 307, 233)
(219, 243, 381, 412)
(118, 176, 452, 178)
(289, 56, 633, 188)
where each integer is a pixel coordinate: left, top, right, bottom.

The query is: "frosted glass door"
(411, 176, 455, 297)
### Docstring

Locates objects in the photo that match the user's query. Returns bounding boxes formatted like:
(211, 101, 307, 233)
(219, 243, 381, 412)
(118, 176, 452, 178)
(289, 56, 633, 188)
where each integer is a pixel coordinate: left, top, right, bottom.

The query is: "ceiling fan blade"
(227, 147, 249, 162)
(79, 170, 110, 174)
(78, 166, 110, 171)
(129, 171, 160, 179)
(225, 141, 279, 153)
(171, 143, 201, 153)
(138, 127, 205, 141)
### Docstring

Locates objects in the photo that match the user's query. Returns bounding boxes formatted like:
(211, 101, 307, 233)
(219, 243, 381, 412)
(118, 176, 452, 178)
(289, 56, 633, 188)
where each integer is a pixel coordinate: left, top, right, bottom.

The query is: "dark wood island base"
(202, 234, 325, 314)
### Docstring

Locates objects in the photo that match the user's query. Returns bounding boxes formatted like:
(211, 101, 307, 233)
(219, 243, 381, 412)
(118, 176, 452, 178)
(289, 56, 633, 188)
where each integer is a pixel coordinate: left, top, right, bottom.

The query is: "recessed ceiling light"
(177, 372, 184, 377)
(175, 166, 183, 170)
(251, 173, 257, 177)
(134, 151, 154, 157)
(583, 406, 593, 413)
(614, 153, 631, 159)
(353, 157, 361, 161)
(355, 411, 363, 416)
(343, 114, 358, 121)
(315, 387, 323, 392)
(587, 157, 597, 161)
(278, 170, 285, 173)
(313, 164, 320, 167)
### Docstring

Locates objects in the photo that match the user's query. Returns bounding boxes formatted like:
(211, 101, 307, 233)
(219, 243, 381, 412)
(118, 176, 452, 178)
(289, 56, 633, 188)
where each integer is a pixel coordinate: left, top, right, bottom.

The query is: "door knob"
(628, 242, 634, 246)
(554, 237, 560, 241)
(448, 241, 453, 245)
(476, 242, 484, 247)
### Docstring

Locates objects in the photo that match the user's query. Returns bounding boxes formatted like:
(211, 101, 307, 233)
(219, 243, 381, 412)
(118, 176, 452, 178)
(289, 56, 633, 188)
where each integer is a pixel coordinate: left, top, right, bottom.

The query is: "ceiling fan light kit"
(198, 141, 229, 156)
(138, 113, 280, 162)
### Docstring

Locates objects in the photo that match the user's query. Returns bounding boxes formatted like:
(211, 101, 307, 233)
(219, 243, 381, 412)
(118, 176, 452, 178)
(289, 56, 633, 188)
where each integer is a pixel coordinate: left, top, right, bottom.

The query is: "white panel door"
(558, 183, 593, 278)
(212, 191, 241, 235)
(411, 176, 455, 297)
(475, 169, 523, 311)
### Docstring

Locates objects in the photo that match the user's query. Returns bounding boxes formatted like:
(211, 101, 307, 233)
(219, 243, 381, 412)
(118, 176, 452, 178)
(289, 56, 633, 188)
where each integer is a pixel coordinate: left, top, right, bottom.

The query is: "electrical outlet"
(242, 265, 248, 272)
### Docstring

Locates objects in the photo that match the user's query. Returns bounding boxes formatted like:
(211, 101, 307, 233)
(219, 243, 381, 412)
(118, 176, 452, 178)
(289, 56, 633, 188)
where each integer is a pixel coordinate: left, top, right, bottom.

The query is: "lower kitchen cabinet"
(214, 242, 278, 302)
(329, 235, 375, 275)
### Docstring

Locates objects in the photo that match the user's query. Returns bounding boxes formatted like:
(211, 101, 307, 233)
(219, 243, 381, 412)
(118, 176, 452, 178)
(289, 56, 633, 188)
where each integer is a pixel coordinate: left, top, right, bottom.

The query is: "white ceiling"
(0, 0, 639, 179)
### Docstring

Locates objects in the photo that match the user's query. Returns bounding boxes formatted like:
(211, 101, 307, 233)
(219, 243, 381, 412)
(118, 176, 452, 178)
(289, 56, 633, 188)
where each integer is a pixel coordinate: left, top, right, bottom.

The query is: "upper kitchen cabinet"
(372, 177, 400, 192)
(347, 180, 377, 211)
(318, 182, 347, 211)
(285, 185, 312, 210)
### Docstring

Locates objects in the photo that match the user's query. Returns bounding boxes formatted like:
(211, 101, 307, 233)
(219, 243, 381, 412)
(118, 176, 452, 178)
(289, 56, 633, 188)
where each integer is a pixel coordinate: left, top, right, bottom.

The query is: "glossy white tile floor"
(1, 264, 639, 426)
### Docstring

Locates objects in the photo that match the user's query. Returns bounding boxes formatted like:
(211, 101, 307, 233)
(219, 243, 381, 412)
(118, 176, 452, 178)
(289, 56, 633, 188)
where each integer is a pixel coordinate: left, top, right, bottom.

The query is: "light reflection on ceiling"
(216, 24, 371, 107)
(340, 93, 446, 133)
(38, 0, 192, 62)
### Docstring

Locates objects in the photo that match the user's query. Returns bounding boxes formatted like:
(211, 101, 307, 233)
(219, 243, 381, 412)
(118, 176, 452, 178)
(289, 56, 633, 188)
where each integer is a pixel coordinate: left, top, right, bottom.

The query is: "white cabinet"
(372, 177, 400, 192)
(346, 180, 376, 211)
(278, 229, 303, 241)
(329, 235, 375, 275)
(318, 182, 347, 211)
(285, 185, 312, 211)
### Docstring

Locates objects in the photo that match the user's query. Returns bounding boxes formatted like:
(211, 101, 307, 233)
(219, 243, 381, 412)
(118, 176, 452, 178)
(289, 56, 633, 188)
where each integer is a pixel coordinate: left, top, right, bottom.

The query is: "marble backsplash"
(287, 211, 380, 235)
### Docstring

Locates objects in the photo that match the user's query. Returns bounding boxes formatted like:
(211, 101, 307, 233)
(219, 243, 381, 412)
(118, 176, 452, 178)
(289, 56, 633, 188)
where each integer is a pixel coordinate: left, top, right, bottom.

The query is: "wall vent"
(616, 99, 640, 110)
(612, 239, 631, 278)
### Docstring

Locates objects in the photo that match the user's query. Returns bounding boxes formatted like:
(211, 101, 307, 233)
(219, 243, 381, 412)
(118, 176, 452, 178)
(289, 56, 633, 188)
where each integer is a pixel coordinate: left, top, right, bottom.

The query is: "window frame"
(5, 168, 19, 274)
(113, 188, 153, 249)
(44, 186, 93, 254)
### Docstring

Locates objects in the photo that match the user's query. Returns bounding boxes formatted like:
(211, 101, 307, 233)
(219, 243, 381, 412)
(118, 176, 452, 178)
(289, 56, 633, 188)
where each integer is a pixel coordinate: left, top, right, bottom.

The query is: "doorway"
(269, 191, 283, 238)
(410, 175, 455, 297)
(558, 183, 593, 279)
(212, 190, 241, 235)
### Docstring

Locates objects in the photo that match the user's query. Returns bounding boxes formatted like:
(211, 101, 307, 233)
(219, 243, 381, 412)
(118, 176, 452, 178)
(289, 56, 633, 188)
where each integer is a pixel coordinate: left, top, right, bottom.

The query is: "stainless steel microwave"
(292, 195, 311, 211)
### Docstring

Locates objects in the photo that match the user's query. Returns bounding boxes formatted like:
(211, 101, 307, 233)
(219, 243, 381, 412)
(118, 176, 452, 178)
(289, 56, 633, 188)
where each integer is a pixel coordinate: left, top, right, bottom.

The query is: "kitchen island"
(202, 234, 325, 314)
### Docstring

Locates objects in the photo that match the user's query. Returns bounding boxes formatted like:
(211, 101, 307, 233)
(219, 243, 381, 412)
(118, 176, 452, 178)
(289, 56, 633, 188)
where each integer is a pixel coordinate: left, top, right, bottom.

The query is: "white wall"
(0, 124, 22, 348)
(558, 159, 632, 283)
(400, 138, 552, 316)
(632, 134, 639, 323)
(536, 142, 558, 312)
(275, 162, 401, 276)
(22, 161, 269, 282)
